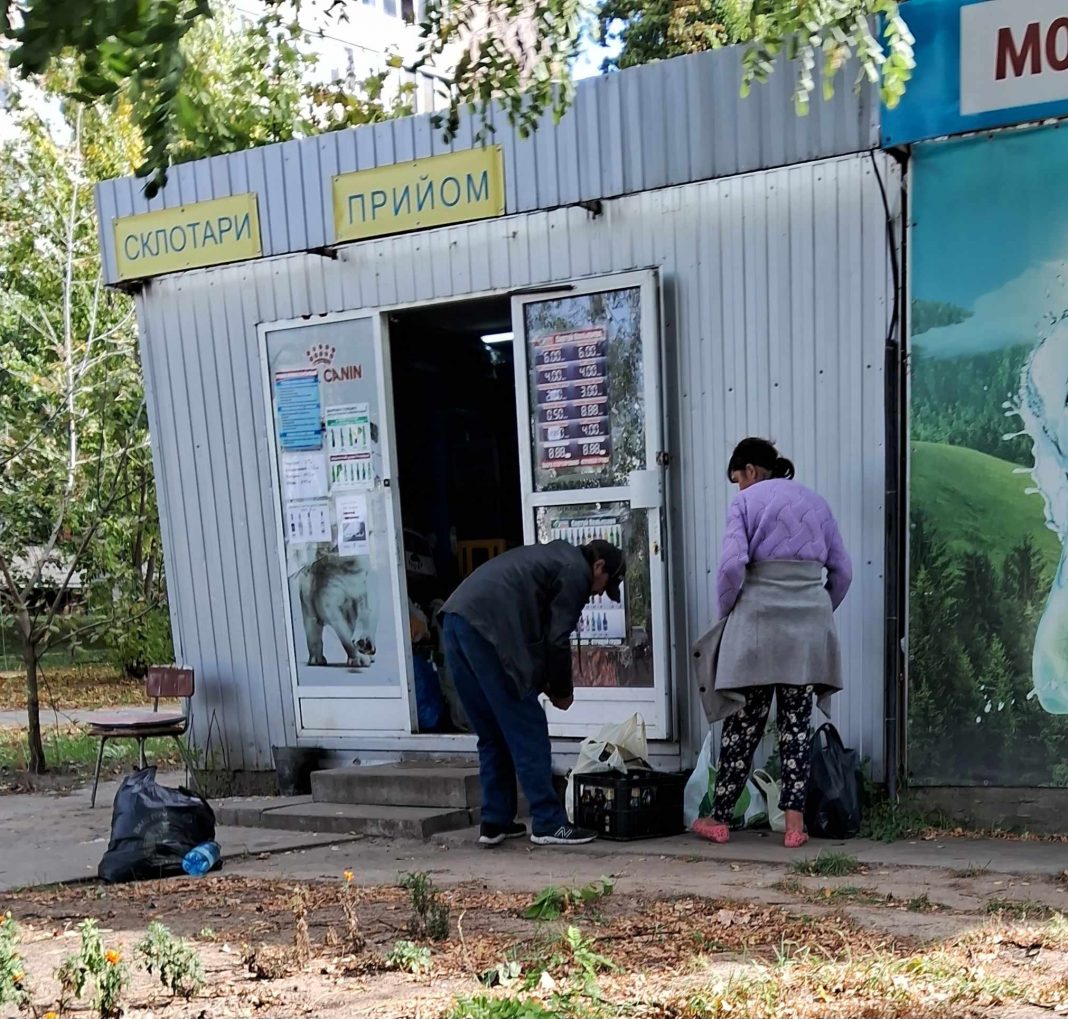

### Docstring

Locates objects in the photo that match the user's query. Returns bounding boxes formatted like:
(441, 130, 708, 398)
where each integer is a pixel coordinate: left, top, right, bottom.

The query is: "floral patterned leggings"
(711, 685, 814, 823)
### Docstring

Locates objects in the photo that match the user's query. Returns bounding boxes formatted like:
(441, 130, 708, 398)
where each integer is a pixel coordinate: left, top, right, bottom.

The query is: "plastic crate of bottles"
(574, 769, 686, 841)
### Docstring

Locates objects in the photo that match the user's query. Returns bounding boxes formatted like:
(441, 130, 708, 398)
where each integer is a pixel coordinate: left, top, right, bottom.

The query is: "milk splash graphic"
(1016, 315, 1068, 714)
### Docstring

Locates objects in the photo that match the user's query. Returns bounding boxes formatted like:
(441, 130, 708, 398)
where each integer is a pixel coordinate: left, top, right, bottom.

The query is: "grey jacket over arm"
(440, 541, 593, 699)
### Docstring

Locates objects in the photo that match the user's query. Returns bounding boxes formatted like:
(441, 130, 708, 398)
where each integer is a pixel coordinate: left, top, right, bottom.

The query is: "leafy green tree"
(4, 0, 915, 196)
(595, 0, 752, 71)
(0, 77, 152, 773)
(3, 0, 415, 195)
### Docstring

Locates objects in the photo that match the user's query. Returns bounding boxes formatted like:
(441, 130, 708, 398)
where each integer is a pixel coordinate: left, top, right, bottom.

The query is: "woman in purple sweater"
(692, 438, 852, 848)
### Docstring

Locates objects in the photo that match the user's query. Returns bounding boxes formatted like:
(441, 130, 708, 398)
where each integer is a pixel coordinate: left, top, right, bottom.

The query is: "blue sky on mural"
(914, 126, 1068, 357)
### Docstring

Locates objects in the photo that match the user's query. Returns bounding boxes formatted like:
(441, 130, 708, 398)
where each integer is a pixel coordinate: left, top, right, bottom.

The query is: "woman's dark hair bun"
(772, 456, 795, 480)
(727, 437, 794, 481)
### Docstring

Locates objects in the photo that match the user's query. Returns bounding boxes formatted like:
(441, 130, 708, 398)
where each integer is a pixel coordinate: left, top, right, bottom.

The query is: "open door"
(261, 311, 415, 737)
(512, 270, 672, 739)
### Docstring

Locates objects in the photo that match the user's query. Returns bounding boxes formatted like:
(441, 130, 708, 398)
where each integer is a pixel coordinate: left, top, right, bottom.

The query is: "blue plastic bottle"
(182, 840, 221, 876)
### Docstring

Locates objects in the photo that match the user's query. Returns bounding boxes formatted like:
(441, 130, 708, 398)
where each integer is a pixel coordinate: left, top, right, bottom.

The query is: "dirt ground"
(7, 856, 1068, 1019)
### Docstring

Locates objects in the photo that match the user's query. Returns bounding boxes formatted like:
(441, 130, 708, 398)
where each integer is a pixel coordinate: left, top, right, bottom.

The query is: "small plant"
(196, 927, 217, 942)
(480, 959, 523, 988)
(449, 995, 557, 1019)
(449, 992, 596, 1019)
(814, 885, 887, 906)
(791, 851, 862, 877)
(400, 872, 450, 941)
(522, 877, 615, 921)
(341, 871, 365, 953)
(293, 886, 311, 965)
(57, 919, 129, 1019)
(386, 940, 432, 975)
(773, 876, 805, 895)
(561, 926, 615, 995)
(135, 922, 205, 999)
(906, 894, 936, 913)
(0, 912, 30, 1011)
(985, 898, 1055, 921)
(952, 864, 990, 880)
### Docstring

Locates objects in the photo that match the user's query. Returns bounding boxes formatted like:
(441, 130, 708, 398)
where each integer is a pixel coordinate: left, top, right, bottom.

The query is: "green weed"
(791, 851, 862, 877)
(0, 912, 29, 1011)
(135, 922, 204, 999)
(522, 877, 614, 921)
(386, 940, 431, 975)
(400, 872, 450, 941)
(985, 898, 1055, 921)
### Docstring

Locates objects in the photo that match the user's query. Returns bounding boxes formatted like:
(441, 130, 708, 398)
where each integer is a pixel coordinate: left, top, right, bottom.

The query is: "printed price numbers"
(541, 419, 609, 443)
(535, 337, 606, 367)
(538, 401, 606, 425)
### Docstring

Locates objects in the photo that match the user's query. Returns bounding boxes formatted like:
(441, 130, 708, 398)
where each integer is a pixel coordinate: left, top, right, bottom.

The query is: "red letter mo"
(997, 21, 1041, 80)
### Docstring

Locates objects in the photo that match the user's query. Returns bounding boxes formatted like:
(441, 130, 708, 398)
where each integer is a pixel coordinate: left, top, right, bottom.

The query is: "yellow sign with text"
(113, 194, 263, 282)
(332, 146, 506, 243)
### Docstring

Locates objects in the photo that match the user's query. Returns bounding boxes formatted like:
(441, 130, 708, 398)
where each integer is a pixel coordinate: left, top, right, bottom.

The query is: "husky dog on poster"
(298, 554, 378, 668)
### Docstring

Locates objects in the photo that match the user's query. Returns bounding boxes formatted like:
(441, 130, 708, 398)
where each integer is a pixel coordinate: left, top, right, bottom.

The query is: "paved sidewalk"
(0, 704, 182, 727)
(0, 771, 359, 892)
(3, 777, 1068, 913)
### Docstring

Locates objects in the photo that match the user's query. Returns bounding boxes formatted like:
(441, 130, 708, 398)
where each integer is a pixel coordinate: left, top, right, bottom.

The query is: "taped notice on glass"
(282, 451, 327, 502)
(336, 493, 370, 557)
(550, 516, 626, 645)
(286, 500, 331, 544)
(326, 403, 371, 452)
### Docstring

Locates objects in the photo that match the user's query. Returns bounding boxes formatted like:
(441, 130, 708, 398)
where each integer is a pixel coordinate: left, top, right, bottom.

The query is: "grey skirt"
(693, 560, 843, 722)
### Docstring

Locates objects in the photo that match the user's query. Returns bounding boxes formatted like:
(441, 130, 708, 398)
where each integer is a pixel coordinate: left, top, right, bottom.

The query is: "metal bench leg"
(138, 737, 148, 770)
(91, 737, 107, 808)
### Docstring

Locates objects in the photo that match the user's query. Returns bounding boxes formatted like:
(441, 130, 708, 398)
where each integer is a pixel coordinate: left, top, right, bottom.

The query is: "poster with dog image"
(266, 318, 403, 691)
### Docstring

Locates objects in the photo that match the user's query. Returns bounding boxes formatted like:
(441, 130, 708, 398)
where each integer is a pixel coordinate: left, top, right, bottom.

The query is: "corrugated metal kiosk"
(95, 48, 900, 785)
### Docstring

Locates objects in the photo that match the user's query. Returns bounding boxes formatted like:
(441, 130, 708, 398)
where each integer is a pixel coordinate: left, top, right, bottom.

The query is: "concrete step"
(216, 797, 474, 839)
(311, 764, 482, 809)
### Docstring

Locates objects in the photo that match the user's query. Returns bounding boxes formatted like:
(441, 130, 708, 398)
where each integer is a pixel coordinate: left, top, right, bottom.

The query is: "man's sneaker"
(530, 824, 598, 846)
(479, 821, 527, 846)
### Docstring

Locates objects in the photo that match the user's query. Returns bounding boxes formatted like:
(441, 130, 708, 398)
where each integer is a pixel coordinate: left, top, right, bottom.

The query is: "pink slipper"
(693, 818, 730, 843)
(783, 830, 809, 849)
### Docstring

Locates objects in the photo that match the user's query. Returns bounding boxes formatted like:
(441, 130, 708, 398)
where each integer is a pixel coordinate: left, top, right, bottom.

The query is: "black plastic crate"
(574, 769, 687, 841)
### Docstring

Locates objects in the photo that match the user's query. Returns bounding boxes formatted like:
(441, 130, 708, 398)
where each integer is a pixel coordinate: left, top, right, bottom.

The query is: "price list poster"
(533, 327, 611, 470)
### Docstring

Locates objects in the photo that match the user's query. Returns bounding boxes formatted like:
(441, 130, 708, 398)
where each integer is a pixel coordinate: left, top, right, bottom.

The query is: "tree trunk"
(24, 643, 47, 774)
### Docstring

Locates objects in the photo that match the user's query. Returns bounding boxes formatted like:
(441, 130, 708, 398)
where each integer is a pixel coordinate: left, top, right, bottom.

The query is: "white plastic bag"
(564, 714, 649, 822)
(683, 732, 768, 830)
(752, 768, 785, 832)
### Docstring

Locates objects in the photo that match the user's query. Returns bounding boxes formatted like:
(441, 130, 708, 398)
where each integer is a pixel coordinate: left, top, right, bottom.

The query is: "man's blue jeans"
(441, 613, 567, 833)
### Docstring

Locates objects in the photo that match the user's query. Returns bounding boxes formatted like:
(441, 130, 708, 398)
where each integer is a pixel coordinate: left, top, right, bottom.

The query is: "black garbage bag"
(804, 723, 862, 840)
(98, 767, 216, 883)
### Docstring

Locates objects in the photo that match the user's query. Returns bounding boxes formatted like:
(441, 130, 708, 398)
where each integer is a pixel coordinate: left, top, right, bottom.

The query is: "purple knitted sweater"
(716, 478, 853, 619)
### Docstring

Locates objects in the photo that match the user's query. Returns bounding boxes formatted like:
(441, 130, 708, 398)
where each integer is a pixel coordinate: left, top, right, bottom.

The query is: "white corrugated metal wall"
(95, 48, 878, 285)
(135, 152, 898, 773)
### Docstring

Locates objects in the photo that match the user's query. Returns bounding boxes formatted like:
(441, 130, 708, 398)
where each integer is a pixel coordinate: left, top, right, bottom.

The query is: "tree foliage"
(4, 0, 915, 195)
(3, 0, 416, 195)
(0, 73, 153, 771)
(596, 0, 752, 71)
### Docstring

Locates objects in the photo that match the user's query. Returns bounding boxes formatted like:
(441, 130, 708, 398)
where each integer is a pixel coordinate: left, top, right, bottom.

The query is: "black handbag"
(804, 723, 862, 839)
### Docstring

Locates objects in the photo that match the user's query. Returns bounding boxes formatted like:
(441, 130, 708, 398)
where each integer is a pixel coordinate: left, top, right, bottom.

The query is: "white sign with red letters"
(962, 0, 1068, 115)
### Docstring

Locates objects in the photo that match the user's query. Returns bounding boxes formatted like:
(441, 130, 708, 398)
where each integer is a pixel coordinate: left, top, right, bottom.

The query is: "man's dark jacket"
(440, 541, 591, 699)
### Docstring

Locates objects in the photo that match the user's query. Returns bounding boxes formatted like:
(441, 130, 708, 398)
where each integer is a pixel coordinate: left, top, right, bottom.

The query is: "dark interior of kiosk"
(389, 296, 522, 733)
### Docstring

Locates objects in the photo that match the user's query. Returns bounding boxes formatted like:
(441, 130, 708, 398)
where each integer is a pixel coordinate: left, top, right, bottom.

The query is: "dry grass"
(0, 664, 142, 712)
(6, 877, 1068, 1019)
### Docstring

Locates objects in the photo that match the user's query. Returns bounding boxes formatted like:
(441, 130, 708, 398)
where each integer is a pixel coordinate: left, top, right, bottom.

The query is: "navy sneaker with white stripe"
(530, 823, 598, 846)
(479, 821, 528, 846)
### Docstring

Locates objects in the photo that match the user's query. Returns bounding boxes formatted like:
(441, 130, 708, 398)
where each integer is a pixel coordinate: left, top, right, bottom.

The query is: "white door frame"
(510, 269, 673, 739)
(258, 309, 417, 738)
